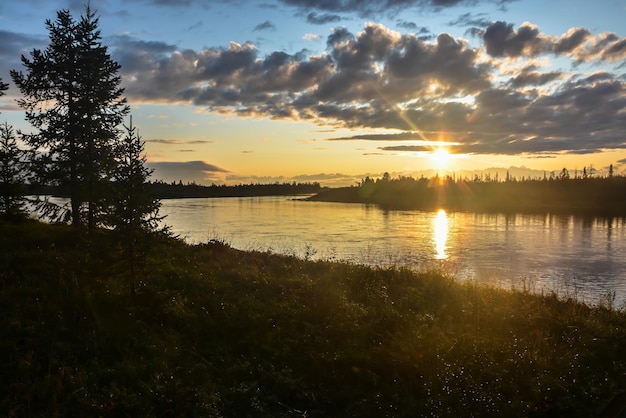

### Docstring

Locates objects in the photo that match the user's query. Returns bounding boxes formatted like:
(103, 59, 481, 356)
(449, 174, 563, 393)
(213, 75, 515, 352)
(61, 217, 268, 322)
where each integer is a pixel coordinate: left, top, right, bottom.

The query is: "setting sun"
(430, 147, 451, 168)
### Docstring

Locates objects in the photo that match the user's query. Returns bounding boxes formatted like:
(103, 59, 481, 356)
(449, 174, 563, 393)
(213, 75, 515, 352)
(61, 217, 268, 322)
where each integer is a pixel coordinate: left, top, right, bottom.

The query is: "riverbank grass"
(1, 220, 625, 417)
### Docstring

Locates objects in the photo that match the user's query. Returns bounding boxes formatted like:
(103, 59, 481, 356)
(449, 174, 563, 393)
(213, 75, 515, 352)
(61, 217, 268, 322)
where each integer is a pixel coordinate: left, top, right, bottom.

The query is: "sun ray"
(430, 147, 451, 168)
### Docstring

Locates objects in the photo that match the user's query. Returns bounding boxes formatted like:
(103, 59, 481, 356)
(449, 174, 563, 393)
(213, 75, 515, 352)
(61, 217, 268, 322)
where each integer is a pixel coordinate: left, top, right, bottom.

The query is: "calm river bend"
(159, 196, 626, 307)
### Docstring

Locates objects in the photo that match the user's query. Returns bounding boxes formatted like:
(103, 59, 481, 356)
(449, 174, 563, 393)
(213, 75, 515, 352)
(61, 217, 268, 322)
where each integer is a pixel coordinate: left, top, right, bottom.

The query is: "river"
(159, 196, 626, 307)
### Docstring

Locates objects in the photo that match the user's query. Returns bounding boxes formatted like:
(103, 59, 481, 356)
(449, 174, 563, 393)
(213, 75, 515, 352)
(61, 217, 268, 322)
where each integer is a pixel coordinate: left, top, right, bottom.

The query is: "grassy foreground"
(1, 221, 626, 417)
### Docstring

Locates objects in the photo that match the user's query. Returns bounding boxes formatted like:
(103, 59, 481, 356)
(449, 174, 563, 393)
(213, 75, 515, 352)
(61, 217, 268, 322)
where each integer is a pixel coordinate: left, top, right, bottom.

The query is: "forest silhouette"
(308, 173, 626, 215)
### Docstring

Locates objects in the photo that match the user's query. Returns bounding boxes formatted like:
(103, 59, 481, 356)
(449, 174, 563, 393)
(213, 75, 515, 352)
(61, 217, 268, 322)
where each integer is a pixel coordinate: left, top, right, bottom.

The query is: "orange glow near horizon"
(430, 147, 452, 169)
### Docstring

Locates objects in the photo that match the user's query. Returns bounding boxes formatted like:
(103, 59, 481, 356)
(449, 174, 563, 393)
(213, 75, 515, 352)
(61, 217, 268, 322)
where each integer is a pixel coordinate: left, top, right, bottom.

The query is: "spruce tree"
(75, 7, 129, 230)
(0, 80, 26, 220)
(109, 117, 165, 295)
(0, 122, 26, 219)
(110, 116, 163, 234)
(10, 7, 128, 229)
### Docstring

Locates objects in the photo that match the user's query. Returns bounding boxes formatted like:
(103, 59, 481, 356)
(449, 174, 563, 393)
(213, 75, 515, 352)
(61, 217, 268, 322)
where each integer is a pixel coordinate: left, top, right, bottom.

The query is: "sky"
(1, 0, 625, 186)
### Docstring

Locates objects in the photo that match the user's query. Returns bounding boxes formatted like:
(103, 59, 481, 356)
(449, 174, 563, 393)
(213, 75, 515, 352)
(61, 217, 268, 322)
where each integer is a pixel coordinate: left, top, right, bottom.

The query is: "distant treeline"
(148, 181, 323, 198)
(308, 173, 626, 215)
(31, 181, 324, 199)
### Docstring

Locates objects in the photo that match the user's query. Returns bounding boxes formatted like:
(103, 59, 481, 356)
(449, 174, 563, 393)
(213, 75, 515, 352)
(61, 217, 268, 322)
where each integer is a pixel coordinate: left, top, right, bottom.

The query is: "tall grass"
(1, 220, 625, 416)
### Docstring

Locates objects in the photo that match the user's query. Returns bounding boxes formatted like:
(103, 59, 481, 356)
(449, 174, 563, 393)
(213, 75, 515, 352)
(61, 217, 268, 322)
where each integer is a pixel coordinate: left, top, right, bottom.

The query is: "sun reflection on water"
(433, 209, 449, 259)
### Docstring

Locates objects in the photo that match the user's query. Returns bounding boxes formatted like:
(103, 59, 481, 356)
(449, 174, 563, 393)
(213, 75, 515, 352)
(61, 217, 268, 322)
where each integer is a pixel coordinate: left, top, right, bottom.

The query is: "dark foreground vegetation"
(309, 174, 626, 215)
(2, 220, 626, 417)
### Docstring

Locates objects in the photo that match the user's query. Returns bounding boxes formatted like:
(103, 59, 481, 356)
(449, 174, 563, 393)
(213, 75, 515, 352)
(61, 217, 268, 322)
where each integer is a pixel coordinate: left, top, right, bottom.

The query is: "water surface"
(160, 196, 626, 306)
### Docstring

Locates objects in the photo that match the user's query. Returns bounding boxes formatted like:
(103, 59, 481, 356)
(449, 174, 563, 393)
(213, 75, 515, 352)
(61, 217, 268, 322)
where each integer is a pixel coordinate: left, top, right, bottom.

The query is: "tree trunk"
(129, 241, 136, 296)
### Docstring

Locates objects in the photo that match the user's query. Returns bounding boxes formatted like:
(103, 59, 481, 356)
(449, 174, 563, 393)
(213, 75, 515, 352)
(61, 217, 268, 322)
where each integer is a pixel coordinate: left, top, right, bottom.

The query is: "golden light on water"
(433, 209, 449, 259)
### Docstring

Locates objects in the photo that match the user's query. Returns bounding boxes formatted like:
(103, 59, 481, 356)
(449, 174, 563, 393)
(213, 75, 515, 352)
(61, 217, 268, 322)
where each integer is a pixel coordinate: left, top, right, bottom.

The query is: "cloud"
(253, 21, 275, 32)
(303, 33, 322, 41)
(0, 30, 46, 61)
(278, 0, 519, 18)
(112, 35, 178, 55)
(127, 0, 519, 17)
(149, 160, 228, 172)
(0, 30, 47, 94)
(554, 27, 591, 55)
(21, 2, 626, 162)
(378, 145, 432, 152)
(508, 68, 562, 88)
(306, 12, 341, 25)
(482, 21, 626, 62)
(187, 21, 203, 31)
(147, 139, 214, 144)
(483, 21, 548, 57)
(397, 21, 418, 30)
(292, 172, 347, 181)
(327, 75, 626, 157)
(110, 35, 178, 78)
(225, 172, 364, 187)
(107, 20, 625, 157)
(328, 132, 429, 141)
(396, 22, 431, 39)
(148, 160, 229, 184)
(148, 0, 195, 5)
(448, 12, 492, 29)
